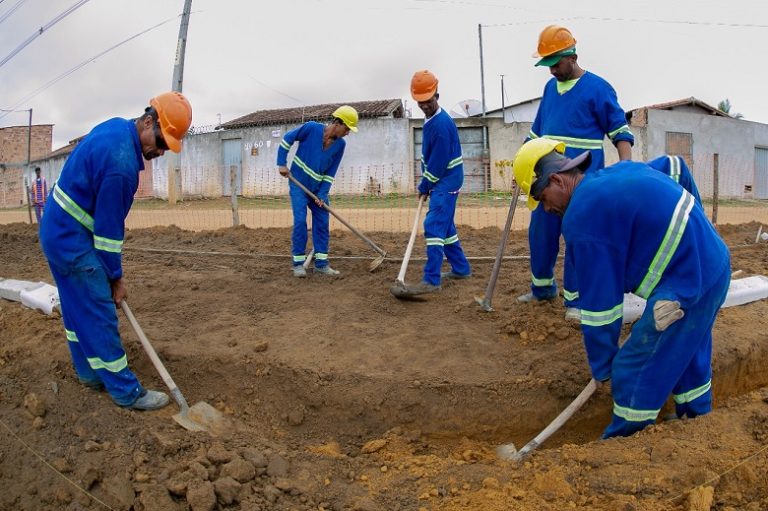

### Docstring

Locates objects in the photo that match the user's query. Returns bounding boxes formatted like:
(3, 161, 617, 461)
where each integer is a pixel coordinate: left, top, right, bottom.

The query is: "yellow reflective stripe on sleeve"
(94, 235, 123, 254)
(280, 139, 291, 151)
(446, 156, 463, 169)
(65, 329, 78, 342)
(52, 186, 94, 232)
(444, 234, 459, 245)
(635, 191, 694, 299)
(563, 289, 579, 301)
(528, 130, 539, 139)
(426, 237, 444, 246)
(423, 170, 439, 183)
(542, 135, 603, 150)
(531, 273, 555, 287)
(293, 156, 323, 182)
(673, 380, 711, 404)
(613, 402, 660, 422)
(608, 124, 633, 140)
(322, 175, 335, 184)
(580, 303, 623, 327)
(668, 156, 681, 183)
(87, 354, 128, 373)
(315, 253, 328, 260)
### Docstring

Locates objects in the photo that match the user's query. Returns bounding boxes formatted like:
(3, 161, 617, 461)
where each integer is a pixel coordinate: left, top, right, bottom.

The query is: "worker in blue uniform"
(39, 92, 193, 411)
(563, 154, 703, 322)
(401, 70, 471, 296)
(522, 25, 634, 319)
(513, 139, 730, 438)
(277, 106, 358, 277)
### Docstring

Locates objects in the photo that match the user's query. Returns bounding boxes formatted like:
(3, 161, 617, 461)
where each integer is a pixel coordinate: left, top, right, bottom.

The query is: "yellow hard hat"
(513, 139, 565, 210)
(332, 105, 359, 132)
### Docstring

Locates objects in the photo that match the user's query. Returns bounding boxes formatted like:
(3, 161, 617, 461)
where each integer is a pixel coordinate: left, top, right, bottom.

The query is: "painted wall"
(152, 118, 412, 198)
(646, 110, 768, 198)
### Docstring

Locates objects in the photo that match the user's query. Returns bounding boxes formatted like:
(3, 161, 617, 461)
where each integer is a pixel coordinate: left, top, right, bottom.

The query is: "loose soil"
(1, 221, 768, 511)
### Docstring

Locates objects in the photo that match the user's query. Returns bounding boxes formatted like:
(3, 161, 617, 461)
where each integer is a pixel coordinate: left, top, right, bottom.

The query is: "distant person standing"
(277, 106, 359, 277)
(521, 25, 634, 319)
(400, 70, 471, 296)
(30, 166, 48, 222)
(40, 92, 193, 411)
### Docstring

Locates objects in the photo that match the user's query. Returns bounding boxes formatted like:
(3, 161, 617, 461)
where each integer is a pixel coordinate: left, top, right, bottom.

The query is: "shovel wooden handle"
(396, 196, 425, 284)
(511, 379, 597, 461)
(121, 300, 190, 411)
(479, 186, 520, 309)
(288, 174, 386, 257)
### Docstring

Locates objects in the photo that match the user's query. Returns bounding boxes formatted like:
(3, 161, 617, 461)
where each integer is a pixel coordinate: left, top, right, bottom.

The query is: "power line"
(0, 14, 181, 121)
(0, 0, 90, 69)
(483, 15, 768, 28)
(0, 0, 27, 26)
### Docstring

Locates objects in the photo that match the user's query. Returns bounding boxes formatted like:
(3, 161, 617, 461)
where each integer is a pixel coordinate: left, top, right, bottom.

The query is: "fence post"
(230, 165, 239, 227)
(712, 153, 719, 225)
(168, 167, 178, 205)
(24, 179, 33, 224)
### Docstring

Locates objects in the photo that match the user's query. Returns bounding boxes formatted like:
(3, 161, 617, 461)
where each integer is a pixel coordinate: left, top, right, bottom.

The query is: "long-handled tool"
(303, 248, 315, 270)
(288, 174, 387, 271)
(121, 300, 226, 434)
(497, 378, 597, 461)
(475, 186, 520, 312)
(390, 196, 426, 298)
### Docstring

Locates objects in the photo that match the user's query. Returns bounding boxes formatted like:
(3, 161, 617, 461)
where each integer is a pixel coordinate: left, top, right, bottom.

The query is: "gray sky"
(1, 0, 766, 150)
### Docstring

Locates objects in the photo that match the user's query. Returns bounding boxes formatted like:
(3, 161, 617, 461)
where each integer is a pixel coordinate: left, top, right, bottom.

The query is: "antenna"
(449, 99, 483, 118)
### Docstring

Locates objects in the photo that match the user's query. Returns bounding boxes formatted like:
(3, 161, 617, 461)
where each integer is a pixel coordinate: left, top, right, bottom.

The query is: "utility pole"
(478, 24, 487, 117)
(27, 108, 32, 163)
(167, 0, 193, 205)
(500, 75, 505, 122)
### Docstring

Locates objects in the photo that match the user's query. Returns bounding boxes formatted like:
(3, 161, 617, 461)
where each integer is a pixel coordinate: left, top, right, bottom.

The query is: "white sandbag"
(0, 278, 45, 302)
(19, 283, 60, 315)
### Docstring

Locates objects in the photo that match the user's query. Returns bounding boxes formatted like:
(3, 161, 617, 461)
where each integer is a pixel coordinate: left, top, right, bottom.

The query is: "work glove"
(653, 300, 684, 331)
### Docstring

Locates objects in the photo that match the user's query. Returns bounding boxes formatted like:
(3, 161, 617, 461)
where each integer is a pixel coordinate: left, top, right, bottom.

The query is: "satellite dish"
(449, 99, 483, 118)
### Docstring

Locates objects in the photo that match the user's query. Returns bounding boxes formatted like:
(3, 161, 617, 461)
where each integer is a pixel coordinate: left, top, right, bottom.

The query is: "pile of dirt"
(1, 221, 768, 511)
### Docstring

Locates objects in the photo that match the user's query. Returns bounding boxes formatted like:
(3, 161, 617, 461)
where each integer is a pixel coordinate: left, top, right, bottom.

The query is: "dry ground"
(1, 221, 768, 511)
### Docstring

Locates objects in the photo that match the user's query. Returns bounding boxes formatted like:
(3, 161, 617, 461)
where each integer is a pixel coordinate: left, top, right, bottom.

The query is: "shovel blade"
(173, 401, 227, 435)
(474, 295, 494, 312)
(496, 442, 519, 461)
(368, 253, 386, 272)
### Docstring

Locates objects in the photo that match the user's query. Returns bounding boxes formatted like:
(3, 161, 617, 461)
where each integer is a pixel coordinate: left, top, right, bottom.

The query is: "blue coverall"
(39, 118, 146, 406)
(417, 108, 471, 285)
(563, 162, 730, 438)
(277, 122, 345, 268)
(528, 71, 634, 305)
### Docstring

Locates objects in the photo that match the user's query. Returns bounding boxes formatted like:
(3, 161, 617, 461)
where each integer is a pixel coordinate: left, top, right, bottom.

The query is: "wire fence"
(2, 156, 768, 232)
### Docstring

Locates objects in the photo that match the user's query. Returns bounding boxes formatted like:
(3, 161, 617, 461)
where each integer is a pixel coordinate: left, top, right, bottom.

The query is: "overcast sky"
(1, 0, 766, 150)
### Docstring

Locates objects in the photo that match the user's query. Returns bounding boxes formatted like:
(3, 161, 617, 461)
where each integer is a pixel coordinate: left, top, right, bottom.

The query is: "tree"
(717, 99, 744, 119)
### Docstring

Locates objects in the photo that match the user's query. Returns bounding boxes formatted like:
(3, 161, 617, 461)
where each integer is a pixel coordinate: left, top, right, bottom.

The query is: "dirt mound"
(2, 221, 768, 510)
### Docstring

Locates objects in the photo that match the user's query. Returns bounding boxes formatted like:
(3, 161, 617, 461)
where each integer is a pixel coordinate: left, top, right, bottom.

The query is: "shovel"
(475, 186, 520, 312)
(121, 300, 226, 434)
(390, 196, 426, 298)
(288, 174, 387, 271)
(497, 378, 597, 461)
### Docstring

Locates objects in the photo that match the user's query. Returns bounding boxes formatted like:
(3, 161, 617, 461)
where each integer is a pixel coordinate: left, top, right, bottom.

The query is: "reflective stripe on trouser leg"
(423, 191, 465, 286)
(528, 203, 560, 299)
(603, 264, 730, 438)
(442, 195, 471, 277)
(309, 200, 330, 268)
(48, 256, 144, 406)
(562, 248, 579, 308)
(289, 184, 311, 265)
(55, 287, 99, 385)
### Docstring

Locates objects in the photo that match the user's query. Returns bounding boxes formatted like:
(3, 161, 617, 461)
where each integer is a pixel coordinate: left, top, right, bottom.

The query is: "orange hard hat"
(532, 25, 576, 58)
(149, 91, 193, 153)
(410, 70, 438, 102)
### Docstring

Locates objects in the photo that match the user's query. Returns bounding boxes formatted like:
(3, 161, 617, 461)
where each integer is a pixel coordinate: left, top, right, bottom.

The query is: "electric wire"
(0, 13, 181, 122)
(0, 0, 90, 69)
(0, 0, 27, 26)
